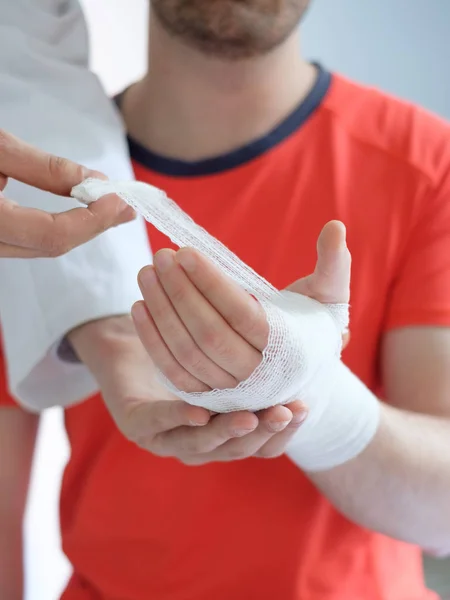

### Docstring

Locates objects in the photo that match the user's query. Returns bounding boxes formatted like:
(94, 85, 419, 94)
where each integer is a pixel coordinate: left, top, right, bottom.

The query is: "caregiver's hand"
(0, 129, 135, 258)
(130, 220, 351, 462)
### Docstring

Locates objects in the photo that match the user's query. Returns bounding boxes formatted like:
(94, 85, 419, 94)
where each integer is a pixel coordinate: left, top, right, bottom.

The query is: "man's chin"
(151, 0, 308, 60)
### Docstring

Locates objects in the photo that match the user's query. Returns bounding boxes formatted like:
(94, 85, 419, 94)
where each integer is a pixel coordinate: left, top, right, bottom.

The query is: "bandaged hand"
(73, 179, 380, 470)
(133, 221, 350, 392)
(131, 222, 356, 464)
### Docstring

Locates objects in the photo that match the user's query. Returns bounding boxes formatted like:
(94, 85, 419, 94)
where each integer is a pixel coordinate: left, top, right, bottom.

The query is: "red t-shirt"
(3, 66, 450, 600)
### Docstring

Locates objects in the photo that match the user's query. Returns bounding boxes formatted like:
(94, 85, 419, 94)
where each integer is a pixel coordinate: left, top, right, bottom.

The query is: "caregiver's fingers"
(137, 267, 237, 390)
(0, 193, 135, 256)
(132, 300, 211, 393)
(152, 410, 259, 457)
(176, 248, 269, 351)
(0, 128, 102, 196)
(0, 240, 57, 259)
(153, 249, 262, 381)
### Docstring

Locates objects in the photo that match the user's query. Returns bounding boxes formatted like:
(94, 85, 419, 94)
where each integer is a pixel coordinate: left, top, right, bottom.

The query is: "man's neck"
(121, 17, 316, 162)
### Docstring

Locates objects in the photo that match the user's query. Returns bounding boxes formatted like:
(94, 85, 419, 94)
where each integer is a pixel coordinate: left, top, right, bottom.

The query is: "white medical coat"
(0, 0, 152, 410)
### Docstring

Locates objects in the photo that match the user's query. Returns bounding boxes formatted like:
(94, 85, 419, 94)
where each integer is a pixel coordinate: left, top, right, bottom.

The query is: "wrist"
(68, 314, 166, 402)
(67, 314, 136, 374)
(286, 360, 381, 472)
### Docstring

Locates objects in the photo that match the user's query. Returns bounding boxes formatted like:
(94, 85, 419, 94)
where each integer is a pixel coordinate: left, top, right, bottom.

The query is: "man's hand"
(125, 220, 350, 462)
(0, 129, 135, 258)
(132, 220, 350, 387)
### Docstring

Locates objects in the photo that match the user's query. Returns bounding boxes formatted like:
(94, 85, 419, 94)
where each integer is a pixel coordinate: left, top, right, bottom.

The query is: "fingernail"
(190, 420, 208, 427)
(82, 168, 108, 181)
(176, 249, 196, 273)
(154, 250, 175, 273)
(233, 428, 256, 437)
(269, 420, 291, 433)
(291, 411, 308, 426)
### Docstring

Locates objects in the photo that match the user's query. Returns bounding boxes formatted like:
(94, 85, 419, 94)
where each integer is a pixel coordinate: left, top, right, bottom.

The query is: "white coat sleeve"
(0, 0, 152, 411)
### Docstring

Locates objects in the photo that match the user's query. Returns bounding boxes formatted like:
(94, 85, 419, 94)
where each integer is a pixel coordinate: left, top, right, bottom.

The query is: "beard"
(151, 0, 311, 60)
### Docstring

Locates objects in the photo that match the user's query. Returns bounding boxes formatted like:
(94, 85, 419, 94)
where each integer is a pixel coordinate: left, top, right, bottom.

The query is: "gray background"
(303, 0, 450, 120)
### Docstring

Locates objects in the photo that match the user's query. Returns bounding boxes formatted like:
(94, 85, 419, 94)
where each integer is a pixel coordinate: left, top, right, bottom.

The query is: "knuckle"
(226, 445, 249, 461)
(199, 328, 233, 361)
(43, 237, 70, 257)
(199, 327, 222, 351)
(170, 284, 187, 305)
(154, 302, 175, 325)
(47, 154, 79, 181)
(231, 303, 268, 345)
(187, 355, 210, 380)
(120, 403, 155, 448)
(174, 339, 196, 365)
(148, 435, 170, 457)
(172, 343, 210, 383)
(183, 438, 205, 455)
(242, 314, 267, 344)
(39, 222, 73, 257)
(149, 414, 166, 433)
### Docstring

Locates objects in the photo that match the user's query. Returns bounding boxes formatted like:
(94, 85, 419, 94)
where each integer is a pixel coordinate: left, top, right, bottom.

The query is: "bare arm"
(309, 327, 450, 555)
(0, 407, 39, 599)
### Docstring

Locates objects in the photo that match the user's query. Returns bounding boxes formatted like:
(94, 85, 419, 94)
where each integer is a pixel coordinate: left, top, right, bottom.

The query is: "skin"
(151, 0, 311, 60)
(0, 129, 135, 258)
(2, 0, 450, 593)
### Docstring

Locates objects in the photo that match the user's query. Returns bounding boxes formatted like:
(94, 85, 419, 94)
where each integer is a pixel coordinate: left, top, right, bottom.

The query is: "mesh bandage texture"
(71, 178, 349, 414)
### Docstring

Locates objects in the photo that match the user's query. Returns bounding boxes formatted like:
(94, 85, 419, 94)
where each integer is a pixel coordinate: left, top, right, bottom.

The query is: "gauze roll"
(72, 178, 347, 413)
(72, 178, 380, 470)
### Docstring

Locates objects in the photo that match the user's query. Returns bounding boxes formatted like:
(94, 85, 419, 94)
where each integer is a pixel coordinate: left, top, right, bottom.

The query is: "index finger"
(0, 193, 135, 255)
(0, 128, 102, 196)
(175, 248, 269, 351)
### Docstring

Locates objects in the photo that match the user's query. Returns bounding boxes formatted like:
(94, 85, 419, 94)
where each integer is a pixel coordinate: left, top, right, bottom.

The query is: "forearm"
(68, 315, 138, 377)
(307, 402, 450, 554)
(68, 315, 166, 425)
(0, 407, 39, 599)
(0, 517, 24, 600)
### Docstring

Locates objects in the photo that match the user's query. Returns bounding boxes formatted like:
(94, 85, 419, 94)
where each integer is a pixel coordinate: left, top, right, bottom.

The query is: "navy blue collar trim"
(120, 64, 331, 178)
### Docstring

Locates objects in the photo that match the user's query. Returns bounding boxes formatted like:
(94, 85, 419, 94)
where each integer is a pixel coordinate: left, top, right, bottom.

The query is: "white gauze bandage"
(72, 178, 380, 471)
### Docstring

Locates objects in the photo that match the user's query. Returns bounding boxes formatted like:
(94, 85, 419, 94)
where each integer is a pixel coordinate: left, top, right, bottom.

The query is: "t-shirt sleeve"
(384, 164, 450, 330)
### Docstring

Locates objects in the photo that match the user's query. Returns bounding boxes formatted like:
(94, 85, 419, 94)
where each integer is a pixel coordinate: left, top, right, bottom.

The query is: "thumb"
(288, 220, 351, 304)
